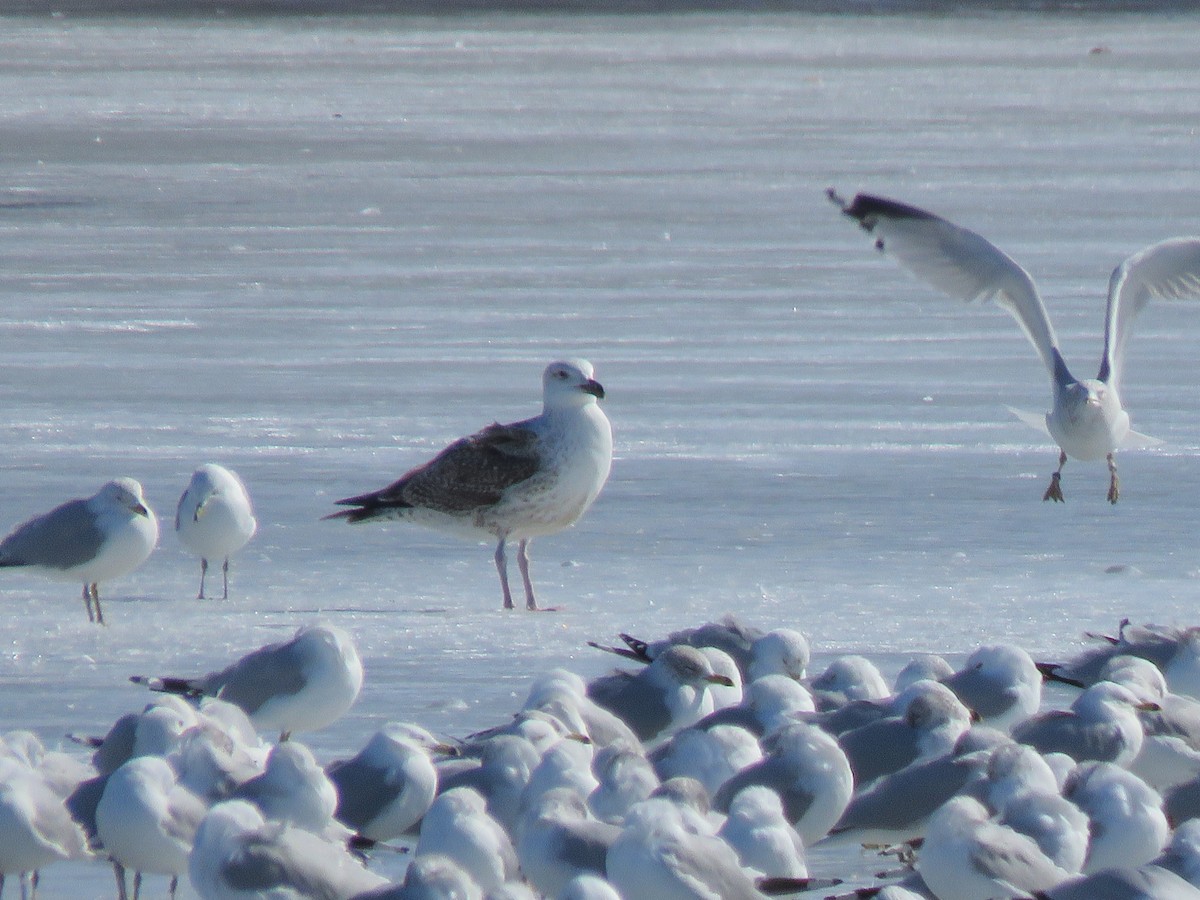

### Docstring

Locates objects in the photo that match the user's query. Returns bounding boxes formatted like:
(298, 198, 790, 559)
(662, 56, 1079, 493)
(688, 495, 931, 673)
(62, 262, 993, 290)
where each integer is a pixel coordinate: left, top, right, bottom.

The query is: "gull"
(586, 646, 737, 743)
(231, 742, 342, 838)
(718, 785, 809, 879)
(916, 795, 1072, 900)
(175, 464, 257, 600)
(326, 723, 449, 842)
(808, 655, 890, 710)
(0, 759, 92, 900)
(95, 755, 207, 900)
(415, 787, 519, 894)
(1011, 681, 1155, 766)
(326, 359, 612, 611)
(588, 745, 659, 825)
(354, 854, 482, 900)
(837, 681, 975, 786)
(650, 723, 763, 798)
(435, 734, 541, 835)
(940, 644, 1043, 732)
(830, 189, 1200, 503)
(188, 799, 387, 900)
(694, 673, 816, 738)
(713, 721, 854, 846)
(131, 623, 363, 742)
(0, 478, 158, 624)
(516, 788, 619, 897)
(1038, 622, 1200, 700)
(1063, 761, 1169, 874)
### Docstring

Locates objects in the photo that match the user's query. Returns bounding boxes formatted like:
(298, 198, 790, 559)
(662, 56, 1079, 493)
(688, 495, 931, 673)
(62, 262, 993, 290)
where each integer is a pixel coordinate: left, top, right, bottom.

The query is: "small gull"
(713, 721, 853, 846)
(435, 734, 541, 835)
(939, 644, 1042, 732)
(831, 189, 1200, 503)
(808, 655, 890, 711)
(826, 731, 1006, 845)
(354, 854, 483, 900)
(95, 755, 206, 900)
(837, 681, 975, 786)
(187, 799, 387, 900)
(231, 742, 344, 838)
(522, 669, 643, 750)
(0, 478, 158, 624)
(516, 787, 619, 897)
(131, 623, 363, 742)
(717, 785, 809, 878)
(650, 723, 763, 798)
(1038, 622, 1200, 701)
(175, 464, 257, 600)
(1063, 761, 1169, 874)
(326, 359, 612, 611)
(894, 655, 955, 693)
(519, 736, 598, 814)
(586, 645, 736, 743)
(415, 787, 519, 894)
(0, 759, 92, 900)
(916, 795, 1072, 900)
(997, 790, 1090, 875)
(694, 673, 816, 737)
(1155, 818, 1200, 886)
(326, 723, 448, 842)
(1011, 680, 1154, 766)
(587, 744, 659, 825)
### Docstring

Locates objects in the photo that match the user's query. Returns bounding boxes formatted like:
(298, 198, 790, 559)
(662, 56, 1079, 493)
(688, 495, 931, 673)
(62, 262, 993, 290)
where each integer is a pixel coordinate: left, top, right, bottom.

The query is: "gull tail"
(757, 876, 843, 895)
(1033, 662, 1086, 689)
(323, 488, 413, 524)
(129, 674, 205, 698)
(1121, 428, 1163, 449)
(586, 641, 650, 663)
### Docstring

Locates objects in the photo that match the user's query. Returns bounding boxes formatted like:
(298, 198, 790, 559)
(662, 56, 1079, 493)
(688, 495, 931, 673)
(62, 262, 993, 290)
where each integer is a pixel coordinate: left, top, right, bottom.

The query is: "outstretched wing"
(330, 422, 542, 521)
(830, 189, 1070, 387)
(1101, 237, 1200, 391)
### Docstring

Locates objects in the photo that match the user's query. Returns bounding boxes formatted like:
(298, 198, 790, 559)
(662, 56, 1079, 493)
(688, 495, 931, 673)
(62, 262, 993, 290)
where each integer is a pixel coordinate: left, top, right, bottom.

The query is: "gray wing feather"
(204, 639, 309, 714)
(328, 758, 393, 831)
(1103, 237, 1200, 390)
(0, 499, 105, 570)
(1013, 713, 1122, 762)
(587, 672, 672, 742)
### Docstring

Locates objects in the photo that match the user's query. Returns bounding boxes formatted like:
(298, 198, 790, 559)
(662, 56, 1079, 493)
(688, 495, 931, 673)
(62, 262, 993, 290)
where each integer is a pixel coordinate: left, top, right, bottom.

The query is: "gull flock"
(8, 617, 1200, 899)
(4, 196, 1200, 899)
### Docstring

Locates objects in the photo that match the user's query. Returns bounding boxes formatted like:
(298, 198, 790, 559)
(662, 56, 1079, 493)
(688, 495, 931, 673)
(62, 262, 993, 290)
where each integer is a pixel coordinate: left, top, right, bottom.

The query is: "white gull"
(175, 463, 257, 600)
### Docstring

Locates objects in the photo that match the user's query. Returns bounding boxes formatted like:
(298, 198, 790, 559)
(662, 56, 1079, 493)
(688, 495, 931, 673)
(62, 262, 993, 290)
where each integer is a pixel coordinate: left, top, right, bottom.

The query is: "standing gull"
(830, 189, 1200, 503)
(326, 359, 612, 611)
(0, 478, 158, 624)
(175, 464, 257, 600)
(131, 623, 363, 742)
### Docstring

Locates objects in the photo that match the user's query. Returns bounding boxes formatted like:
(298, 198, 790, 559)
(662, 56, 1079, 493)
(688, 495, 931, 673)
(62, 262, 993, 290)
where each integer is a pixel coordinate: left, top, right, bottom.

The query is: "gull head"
(543, 359, 605, 409)
(98, 477, 152, 518)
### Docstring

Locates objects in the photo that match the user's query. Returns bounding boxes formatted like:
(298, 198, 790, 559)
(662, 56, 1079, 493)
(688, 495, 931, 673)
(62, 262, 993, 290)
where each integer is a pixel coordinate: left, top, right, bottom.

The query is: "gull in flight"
(830, 189, 1200, 503)
(327, 359, 613, 610)
(0, 478, 159, 624)
(175, 464, 257, 600)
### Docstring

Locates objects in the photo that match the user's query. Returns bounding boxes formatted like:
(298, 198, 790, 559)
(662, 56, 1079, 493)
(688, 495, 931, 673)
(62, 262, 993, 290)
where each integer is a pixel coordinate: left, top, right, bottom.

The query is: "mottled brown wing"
(337, 422, 542, 516)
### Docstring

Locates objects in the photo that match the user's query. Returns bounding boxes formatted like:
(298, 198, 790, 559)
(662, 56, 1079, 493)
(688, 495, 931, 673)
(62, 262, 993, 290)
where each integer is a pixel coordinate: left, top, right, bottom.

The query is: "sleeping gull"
(415, 787, 519, 894)
(175, 464, 257, 600)
(830, 189, 1200, 503)
(1011, 680, 1155, 766)
(95, 755, 206, 900)
(517, 787, 619, 897)
(326, 723, 449, 842)
(326, 359, 612, 611)
(0, 478, 158, 624)
(131, 623, 363, 742)
(940, 644, 1042, 732)
(188, 799, 387, 900)
(0, 759, 92, 899)
(916, 795, 1072, 900)
(1063, 761, 1169, 874)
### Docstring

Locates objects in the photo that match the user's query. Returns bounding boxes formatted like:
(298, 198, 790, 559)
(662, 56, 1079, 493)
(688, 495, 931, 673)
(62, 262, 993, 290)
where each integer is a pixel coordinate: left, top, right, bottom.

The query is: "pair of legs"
(82, 582, 104, 625)
(197, 556, 230, 600)
(493, 537, 546, 611)
(1043, 450, 1120, 504)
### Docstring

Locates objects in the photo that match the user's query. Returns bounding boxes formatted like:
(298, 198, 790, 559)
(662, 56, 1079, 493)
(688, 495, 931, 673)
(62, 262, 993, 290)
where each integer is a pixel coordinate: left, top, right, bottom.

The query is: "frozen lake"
(2, 7, 1200, 896)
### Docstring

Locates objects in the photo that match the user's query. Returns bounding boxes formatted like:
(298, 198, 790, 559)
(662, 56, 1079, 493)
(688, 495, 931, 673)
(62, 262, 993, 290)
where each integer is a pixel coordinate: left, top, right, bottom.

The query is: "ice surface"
(1, 8, 1200, 897)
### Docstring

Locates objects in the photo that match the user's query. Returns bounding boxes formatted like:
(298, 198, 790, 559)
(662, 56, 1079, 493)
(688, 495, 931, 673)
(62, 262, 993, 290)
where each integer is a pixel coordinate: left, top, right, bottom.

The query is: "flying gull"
(830, 189, 1200, 503)
(0, 478, 158, 624)
(327, 359, 612, 611)
(175, 463, 257, 600)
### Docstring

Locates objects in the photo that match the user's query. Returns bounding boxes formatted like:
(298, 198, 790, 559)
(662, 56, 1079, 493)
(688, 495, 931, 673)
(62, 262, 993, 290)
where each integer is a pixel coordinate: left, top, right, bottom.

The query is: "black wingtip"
(586, 641, 649, 663)
(1034, 662, 1086, 689)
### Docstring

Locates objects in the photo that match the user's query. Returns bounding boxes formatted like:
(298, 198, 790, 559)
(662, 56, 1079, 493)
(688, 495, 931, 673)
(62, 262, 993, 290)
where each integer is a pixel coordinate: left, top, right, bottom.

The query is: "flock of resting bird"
(4, 193, 1200, 899)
